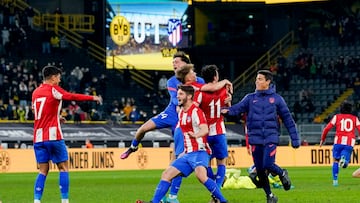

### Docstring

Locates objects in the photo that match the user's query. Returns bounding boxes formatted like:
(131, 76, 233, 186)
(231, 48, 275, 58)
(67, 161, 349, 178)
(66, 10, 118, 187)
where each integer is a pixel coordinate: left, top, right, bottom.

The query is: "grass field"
(1, 166, 360, 203)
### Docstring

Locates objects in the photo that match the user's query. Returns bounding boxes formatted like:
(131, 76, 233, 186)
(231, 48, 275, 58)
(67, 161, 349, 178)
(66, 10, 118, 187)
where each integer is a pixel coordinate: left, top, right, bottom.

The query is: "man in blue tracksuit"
(221, 69, 300, 203)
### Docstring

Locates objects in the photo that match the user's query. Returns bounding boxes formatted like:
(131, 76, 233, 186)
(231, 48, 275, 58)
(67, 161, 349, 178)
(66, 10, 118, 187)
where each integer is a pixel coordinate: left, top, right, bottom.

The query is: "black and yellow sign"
(110, 15, 130, 46)
(0, 151, 10, 172)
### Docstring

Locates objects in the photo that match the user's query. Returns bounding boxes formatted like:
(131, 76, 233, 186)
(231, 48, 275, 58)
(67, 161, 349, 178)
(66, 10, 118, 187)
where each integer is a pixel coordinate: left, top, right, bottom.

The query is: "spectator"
(0, 99, 6, 119)
(123, 102, 133, 121)
(25, 105, 34, 120)
(90, 108, 101, 121)
(1, 27, 10, 46)
(138, 110, 147, 122)
(71, 66, 83, 81)
(41, 30, 51, 54)
(68, 101, 82, 123)
(111, 108, 126, 124)
(129, 105, 140, 123)
(25, 6, 35, 29)
(17, 105, 25, 122)
(85, 139, 93, 148)
(18, 80, 29, 107)
(54, 7, 62, 15)
(59, 34, 68, 51)
(152, 71, 160, 92)
(158, 75, 167, 94)
(6, 99, 16, 120)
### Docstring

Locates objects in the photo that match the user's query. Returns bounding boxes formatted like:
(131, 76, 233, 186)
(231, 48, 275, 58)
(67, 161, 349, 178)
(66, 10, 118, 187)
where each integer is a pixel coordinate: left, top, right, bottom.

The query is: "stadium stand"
(0, 0, 359, 149)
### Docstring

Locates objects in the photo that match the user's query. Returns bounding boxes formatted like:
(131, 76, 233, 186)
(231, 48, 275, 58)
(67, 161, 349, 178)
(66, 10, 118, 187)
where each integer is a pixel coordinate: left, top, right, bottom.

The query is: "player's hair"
(201, 64, 218, 83)
(176, 64, 194, 83)
(178, 84, 194, 98)
(257, 69, 273, 82)
(42, 65, 62, 80)
(340, 101, 352, 114)
(173, 51, 191, 64)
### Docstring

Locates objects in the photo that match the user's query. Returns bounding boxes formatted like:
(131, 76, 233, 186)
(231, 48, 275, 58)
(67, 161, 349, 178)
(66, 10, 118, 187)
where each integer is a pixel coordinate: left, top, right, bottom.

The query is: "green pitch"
(1, 166, 360, 203)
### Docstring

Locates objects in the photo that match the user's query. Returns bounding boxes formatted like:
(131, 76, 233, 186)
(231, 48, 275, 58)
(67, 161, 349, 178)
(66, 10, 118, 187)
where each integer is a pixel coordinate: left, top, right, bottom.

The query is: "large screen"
(106, 0, 189, 70)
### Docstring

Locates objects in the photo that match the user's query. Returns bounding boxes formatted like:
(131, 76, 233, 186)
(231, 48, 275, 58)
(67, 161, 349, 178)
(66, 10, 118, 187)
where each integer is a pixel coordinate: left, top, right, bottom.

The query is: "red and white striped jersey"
(321, 114, 360, 147)
(196, 87, 227, 136)
(32, 84, 94, 143)
(178, 103, 211, 154)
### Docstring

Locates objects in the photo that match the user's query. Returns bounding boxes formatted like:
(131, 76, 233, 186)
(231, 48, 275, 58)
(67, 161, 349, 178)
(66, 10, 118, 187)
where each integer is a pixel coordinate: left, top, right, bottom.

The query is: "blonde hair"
(175, 64, 194, 83)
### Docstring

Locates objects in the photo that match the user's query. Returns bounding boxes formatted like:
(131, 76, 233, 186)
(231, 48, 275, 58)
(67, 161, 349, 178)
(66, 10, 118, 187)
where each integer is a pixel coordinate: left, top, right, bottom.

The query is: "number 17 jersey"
(32, 84, 94, 143)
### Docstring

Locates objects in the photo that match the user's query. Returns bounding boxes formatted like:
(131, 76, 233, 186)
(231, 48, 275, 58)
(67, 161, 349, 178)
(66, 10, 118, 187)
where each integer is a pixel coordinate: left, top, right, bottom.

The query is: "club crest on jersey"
(187, 116, 191, 123)
(167, 18, 182, 47)
(269, 97, 275, 103)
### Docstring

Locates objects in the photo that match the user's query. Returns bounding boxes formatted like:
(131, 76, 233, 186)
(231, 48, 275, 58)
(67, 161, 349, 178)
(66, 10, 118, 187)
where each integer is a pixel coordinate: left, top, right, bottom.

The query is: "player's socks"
(332, 162, 339, 181)
(216, 164, 226, 188)
(59, 171, 69, 199)
(34, 173, 46, 201)
(332, 162, 339, 186)
(131, 139, 139, 148)
(203, 178, 227, 202)
(152, 180, 171, 203)
(207, 166, 215, 180)
(169, 176, 182, 196)
(61, 199, 69, 203)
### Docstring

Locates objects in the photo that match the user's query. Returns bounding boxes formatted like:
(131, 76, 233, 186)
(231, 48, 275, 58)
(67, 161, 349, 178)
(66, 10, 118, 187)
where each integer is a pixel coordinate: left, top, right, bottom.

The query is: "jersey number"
(209, 99, 221, 119)
(33, 97, 46, 120)
(340, 118, 353, 132)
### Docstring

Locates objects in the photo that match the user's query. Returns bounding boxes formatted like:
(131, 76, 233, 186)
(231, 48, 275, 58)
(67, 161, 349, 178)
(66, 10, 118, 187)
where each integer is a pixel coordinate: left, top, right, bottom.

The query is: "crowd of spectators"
(2, 1, 360, 126)
(0, 58, 107, 122)
(263, 8, 360, 123)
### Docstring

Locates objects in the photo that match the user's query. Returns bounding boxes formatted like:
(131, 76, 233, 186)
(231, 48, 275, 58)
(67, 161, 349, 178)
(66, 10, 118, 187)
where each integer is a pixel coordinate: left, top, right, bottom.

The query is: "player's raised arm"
(201, 79, 233, 94)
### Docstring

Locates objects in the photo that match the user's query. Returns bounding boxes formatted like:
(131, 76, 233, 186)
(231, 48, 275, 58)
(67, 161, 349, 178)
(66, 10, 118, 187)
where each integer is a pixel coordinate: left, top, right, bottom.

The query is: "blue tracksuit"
(227, 85, 299, 146)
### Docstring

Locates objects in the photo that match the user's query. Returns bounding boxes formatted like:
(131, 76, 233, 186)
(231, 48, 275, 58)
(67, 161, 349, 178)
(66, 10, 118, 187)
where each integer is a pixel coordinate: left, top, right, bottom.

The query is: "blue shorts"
(333, 144, 353, 161)
(151, 107, 178, 132)
(207, 134, 228, 160)
(172, 151, 210, 177)
(173, 127, 184, 156)
(34, 140, 68, 164)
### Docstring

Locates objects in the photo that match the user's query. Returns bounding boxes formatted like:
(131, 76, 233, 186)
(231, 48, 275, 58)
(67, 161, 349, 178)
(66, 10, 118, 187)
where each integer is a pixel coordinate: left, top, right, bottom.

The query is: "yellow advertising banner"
(1, 146, 360, 173)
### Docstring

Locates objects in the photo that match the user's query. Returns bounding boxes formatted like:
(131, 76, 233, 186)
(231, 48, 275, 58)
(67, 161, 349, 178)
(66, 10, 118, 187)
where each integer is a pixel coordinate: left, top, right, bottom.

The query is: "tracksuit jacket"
(227, 84, 300, 147)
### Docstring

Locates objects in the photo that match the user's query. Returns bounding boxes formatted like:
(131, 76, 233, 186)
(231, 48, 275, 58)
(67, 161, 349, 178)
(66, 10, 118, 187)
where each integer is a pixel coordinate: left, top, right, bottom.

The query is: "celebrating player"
(137, 85, 228, 203)
(121, 51, 203, 203)
(32, 65, 102, 203)
(320, 101, 360, 186)
(175, 63, 232, 202)
(196, 65, 231, 202)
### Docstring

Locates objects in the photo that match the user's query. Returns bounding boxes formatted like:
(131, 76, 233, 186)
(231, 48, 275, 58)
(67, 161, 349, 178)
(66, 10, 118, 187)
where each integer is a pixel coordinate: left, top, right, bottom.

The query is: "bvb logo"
(0, 151, 10, 172)
(137, 149, 148, 169)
